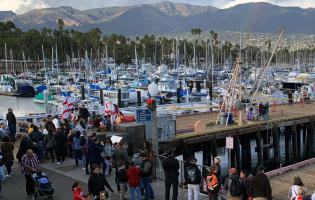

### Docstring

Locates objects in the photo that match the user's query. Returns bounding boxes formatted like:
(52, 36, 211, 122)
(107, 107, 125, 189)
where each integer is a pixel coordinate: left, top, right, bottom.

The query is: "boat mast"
(135, 44, 139, 82)
(5, 43, 8, 74)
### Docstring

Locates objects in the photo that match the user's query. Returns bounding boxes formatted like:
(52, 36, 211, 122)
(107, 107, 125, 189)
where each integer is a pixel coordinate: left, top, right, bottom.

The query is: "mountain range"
(0, 1, 315, 35)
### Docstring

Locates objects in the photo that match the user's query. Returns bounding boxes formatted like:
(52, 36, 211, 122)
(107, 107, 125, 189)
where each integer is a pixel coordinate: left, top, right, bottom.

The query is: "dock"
(269, 162, 315, 200)
(160, 102, 315, 175)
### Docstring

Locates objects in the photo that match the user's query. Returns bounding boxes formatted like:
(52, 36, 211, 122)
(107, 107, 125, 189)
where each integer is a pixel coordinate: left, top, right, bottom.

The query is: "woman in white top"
(288, 176, 305, 200)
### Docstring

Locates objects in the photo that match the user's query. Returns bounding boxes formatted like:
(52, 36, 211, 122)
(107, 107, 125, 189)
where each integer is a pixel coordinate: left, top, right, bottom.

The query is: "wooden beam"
(241, 134, 252, 172)
(310, 118, 315, 155)
(285, 126, 292, 164)
(292, 125, 298, 161)
(255, 129, 263, 166)
(273, 124, 280, 168)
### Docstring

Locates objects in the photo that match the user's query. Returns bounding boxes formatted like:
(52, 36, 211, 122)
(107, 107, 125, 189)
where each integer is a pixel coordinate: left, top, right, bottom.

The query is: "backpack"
(229, 176, 242, 197)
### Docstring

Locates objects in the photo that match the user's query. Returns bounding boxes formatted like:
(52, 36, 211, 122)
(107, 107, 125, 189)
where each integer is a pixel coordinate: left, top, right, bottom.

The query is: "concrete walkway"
(40, 158, 209, 200)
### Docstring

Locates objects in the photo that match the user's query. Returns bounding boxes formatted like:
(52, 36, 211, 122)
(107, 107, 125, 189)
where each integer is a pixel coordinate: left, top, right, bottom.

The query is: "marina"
(1, 1, 315, 199)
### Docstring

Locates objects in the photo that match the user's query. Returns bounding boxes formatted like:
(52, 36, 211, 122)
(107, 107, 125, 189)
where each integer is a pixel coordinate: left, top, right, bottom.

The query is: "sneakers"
(5, 174, 11, 178)
(57, 162, 61, 165)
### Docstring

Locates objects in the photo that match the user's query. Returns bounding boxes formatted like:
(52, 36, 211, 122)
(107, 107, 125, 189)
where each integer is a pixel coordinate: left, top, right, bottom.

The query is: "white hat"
(214, 157, 221, 164)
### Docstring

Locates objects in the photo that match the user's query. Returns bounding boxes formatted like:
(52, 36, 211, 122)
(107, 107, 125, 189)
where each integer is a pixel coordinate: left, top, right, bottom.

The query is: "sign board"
(226, 136, 234, 149)
(136, 109, 152, 122)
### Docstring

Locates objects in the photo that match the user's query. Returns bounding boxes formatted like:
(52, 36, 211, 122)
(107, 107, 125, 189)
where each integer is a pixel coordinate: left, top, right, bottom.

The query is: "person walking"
(102, 138, 113, 176)
(140, 153, 154, 200)
(44, 130, 56, 163)
(224, 168, 242, 200)
(207, 165, 220, 200)
(55, 127, 67, 164)
(288, 176, 305, 200)
(87, 137, 103, 171)
(117, 161, 128, 200)
(288, 91, 293, 106)
(250, 166, 272, 200)
(21, 149, 39, 199)
(88, 164, 114, 200)
(112, 142, 129, 192)
(240, 170, 252, 200)
(79, 105, 90, 124)
(162, 149, 179, 200)
(29, 125, 44, 161)
(127, 161, 142, 200)
(1, 136, 14, 177)
(17, 133, 33, 163)
(6, 108, 16, 141)
(73, 131, 82, 166)
(185, 157, 201, 200)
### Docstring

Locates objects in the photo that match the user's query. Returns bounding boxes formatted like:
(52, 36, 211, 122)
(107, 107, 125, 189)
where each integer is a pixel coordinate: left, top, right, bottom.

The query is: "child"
(72, 181, 87, 200)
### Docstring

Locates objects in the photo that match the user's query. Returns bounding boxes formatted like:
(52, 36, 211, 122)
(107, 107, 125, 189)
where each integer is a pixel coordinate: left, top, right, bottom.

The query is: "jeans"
(129, 186, 142, 200)
(25, 174, 35, 195)
(56, 146, 65, 162)
(103, 159, 111, 176)
(8, 123, 16, 140)
(208, 191, 218, 200)
(165, 179, 178, 200)
(73, 149, 82, 165)
(119, 182, 127, 200)
(5, 160, 13, 175)
(188, 184, 200, 200)
(142, 177, 154, 200)
(68, 143, 73, 158)
(46, 147, 55, 162)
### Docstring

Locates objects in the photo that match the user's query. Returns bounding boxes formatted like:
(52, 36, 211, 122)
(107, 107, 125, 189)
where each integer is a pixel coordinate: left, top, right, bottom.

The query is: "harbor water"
(0, 96, 45, 117)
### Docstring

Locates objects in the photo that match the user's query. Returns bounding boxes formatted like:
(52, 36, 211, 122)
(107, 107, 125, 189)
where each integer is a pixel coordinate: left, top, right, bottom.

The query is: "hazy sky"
(1, 0, 315, 14)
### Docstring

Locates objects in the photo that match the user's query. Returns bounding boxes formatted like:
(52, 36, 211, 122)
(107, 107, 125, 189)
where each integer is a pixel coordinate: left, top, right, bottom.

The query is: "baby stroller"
(32, 172, 54, 200)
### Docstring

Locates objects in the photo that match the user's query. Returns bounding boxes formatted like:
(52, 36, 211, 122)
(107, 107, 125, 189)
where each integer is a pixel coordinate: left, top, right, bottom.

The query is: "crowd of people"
(0, 107, 156, 200)
(162, 150, 315, 200)
(3, 106, 315, 200)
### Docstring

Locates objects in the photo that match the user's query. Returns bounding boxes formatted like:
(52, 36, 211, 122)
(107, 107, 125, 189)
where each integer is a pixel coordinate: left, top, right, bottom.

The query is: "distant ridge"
(0, 1, 315, 35)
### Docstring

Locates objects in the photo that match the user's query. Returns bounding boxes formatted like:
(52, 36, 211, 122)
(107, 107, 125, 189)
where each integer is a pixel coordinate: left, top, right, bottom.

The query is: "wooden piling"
(255, 129, 263, 166)
(234, 134, 241, 171)
(310, 118, 315, 155)
(285, 126, 292, 163)
(241, 134, 252, 172)
(292, 125, 298, 161)
(273, 124, 280, 168)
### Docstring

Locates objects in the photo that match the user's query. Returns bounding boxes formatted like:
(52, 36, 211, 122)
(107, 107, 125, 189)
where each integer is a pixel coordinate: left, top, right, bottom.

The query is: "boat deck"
(270, 163, 315, 200)
(176, 102, 315, 139)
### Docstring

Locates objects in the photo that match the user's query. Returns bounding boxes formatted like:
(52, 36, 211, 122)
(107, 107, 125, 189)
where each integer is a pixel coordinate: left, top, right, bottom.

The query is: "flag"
(62, 98, 69, 119)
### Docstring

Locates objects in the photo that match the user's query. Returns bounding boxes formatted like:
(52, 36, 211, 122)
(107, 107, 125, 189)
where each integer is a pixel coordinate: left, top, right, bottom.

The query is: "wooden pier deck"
(270, 163, 315, 200)
(176, 103, 315, 139)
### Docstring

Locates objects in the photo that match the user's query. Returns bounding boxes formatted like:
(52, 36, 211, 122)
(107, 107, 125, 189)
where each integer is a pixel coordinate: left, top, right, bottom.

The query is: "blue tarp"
(36, 85, 47, 93)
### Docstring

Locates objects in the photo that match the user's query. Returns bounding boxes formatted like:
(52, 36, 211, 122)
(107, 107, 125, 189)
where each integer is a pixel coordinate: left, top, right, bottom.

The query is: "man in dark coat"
(162, 149, 179, 200)
(6, 108, 16, 140)
(17, 134, 33, 163)
(79, 104, 90, 124)
(250, 165, 272, 200)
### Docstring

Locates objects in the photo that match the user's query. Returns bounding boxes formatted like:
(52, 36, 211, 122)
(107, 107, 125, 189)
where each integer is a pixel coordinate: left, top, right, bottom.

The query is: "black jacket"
(162, 156, 179, 181)
(184, 164, 201, 185)
(88, 173, 113, 196)
(250, 172, 272, 200)
(16, 137, 33, 161)
(80, 108, 90, 120)
(55, 132, 67, 148)
(6, 112, 16, 125)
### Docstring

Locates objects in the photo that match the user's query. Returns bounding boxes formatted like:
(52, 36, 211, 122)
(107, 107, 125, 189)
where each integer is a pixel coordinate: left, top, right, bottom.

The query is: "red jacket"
(73, 187, 85, 200)
(127, 166, 141, 187)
